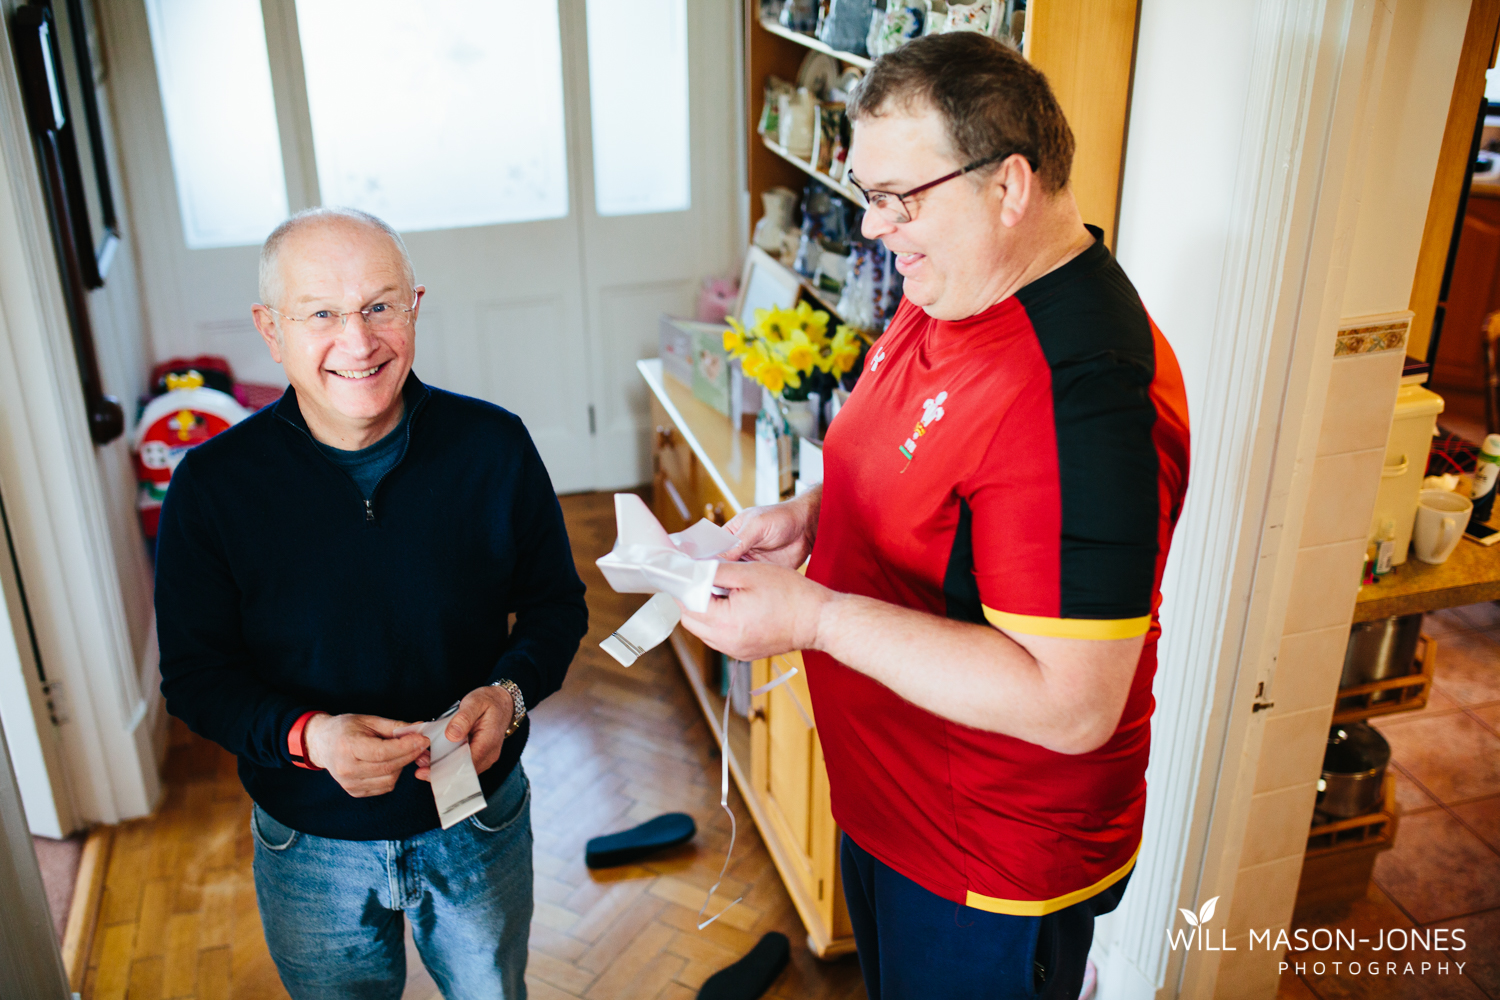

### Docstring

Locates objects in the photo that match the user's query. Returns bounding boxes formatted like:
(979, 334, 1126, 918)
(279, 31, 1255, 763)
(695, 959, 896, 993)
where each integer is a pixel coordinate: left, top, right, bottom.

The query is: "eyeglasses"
(847, 152, 1014, 224)
(268, 292, 418, 335)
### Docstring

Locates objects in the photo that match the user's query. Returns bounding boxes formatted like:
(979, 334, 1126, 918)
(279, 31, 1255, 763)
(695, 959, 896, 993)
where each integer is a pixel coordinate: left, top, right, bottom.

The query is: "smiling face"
(252, 219, 423, 449)
(848, 108, 1021, 321)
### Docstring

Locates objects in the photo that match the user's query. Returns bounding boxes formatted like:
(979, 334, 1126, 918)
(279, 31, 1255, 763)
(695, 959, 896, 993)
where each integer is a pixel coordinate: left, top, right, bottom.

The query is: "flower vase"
(779, 397, 819, 440)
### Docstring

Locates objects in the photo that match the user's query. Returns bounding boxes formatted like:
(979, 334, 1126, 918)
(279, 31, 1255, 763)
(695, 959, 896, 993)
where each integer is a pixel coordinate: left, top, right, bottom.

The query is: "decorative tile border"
(1334, 318, 1410, 357)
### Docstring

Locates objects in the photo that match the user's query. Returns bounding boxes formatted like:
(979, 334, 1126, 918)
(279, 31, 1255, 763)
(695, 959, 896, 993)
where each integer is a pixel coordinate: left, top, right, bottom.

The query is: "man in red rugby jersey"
(680, 31, 1190, 1000)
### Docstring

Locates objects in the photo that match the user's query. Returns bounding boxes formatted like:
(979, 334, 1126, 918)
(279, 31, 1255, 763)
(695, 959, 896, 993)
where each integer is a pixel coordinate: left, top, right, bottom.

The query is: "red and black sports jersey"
(803, 229, 1190, 915)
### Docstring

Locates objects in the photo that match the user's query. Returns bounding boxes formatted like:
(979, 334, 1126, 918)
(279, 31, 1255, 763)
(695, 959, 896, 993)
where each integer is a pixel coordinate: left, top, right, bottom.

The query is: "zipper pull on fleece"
(365, 499, 374, 523)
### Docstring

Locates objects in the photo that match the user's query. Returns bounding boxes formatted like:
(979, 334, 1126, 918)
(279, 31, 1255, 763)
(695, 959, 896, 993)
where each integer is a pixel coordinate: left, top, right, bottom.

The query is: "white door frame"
(0, 1, 160, 829)
(1097, 0, 1393, 995)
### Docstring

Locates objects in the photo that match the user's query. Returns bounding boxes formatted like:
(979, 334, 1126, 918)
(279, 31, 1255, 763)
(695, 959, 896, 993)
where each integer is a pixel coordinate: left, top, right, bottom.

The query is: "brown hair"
(847, 32, 1075, 193)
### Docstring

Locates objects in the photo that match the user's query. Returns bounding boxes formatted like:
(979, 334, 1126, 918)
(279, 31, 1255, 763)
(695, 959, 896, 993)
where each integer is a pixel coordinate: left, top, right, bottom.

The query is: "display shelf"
(757, 18, 873, 70)
(1330, 634, 1437, 725)
(761, 136, 867, 208)
(757, 244, 845, 320)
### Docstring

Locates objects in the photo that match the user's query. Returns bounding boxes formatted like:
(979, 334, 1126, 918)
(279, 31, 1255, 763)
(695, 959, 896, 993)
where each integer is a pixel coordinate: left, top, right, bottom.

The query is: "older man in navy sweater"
(155, 207, 587, 1000)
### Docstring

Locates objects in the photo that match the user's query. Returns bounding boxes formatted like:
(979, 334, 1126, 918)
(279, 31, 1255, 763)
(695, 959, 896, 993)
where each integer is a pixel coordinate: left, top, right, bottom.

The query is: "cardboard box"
(658, 315, 694, 387)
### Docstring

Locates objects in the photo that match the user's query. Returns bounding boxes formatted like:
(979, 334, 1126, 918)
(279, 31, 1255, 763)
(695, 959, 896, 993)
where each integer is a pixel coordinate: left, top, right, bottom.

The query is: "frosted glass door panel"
(143, 0, 288, 248)
(586, 0, 690, 216)
(296, 0, 569, 232)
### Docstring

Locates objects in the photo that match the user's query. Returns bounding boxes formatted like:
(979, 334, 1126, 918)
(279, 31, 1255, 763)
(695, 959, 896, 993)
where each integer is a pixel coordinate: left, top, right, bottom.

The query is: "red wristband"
(287, 711, 323, 770)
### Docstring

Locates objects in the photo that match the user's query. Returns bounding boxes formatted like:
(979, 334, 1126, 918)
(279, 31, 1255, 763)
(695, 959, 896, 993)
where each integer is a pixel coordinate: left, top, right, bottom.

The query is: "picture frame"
(48, 0, 119, 287)
(733, 245, 803, 329)
(12, 2, 124, 442)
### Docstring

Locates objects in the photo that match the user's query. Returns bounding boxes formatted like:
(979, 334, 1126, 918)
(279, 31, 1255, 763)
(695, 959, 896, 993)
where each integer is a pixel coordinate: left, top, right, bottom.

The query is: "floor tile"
(1432, 907, 1500, 999)
(1292, 880, 1413, 943)
(1374, 810, 1500, 924)
(1450, 601, 1500, 632)
(1299, 958, 1489, 999)
(1422, 608, 1475, 638)
(1429, 630, 1500, 706)
(1377, 713, 1500, 805)
(1276, 971, 1318, 999)
(1292, 885, 1486, 999)
(1449, 795, 1500, 854)
(1390, 766, 1439, 815)
(1368, 686, 1462, 729)
(1472, 703, 1500, 734)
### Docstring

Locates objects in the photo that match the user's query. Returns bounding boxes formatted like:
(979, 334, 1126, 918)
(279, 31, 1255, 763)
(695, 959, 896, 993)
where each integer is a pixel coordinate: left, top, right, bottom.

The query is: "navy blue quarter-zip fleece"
(154, 373, 588, 840)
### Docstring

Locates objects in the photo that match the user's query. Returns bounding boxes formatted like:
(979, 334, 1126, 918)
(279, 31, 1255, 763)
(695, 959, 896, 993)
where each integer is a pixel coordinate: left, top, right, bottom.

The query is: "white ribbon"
(596, 494, 736, 615)
(697, 658, 746, 930)
(600, 593, 681, 667)
(393, 703, 486, 829)
(761, 655, 815, 730)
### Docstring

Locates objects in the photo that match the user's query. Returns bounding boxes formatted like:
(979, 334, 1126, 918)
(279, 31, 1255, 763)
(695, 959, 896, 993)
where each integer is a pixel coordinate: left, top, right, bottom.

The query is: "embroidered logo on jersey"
(869, 346, 887, 373)
(898, 391, 948, 469)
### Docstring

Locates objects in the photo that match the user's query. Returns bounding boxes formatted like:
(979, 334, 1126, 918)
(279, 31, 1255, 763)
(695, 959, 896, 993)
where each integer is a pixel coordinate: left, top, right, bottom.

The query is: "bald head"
(258, 207, 414, 310)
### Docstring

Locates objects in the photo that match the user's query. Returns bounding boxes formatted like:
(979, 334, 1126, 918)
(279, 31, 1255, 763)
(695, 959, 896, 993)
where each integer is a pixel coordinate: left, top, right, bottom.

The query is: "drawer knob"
(654, 425, 675, 450)
(704, 502, 726, 526)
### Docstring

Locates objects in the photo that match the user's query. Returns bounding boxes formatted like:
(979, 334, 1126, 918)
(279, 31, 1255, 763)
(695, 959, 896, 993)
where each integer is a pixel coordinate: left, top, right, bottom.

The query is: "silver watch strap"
(491, 679, 526, 736)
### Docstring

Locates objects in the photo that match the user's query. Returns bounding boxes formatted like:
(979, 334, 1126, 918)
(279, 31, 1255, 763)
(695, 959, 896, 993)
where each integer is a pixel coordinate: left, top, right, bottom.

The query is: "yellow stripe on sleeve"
(982, 606, 1151, 640)
(964, 845, 1140, 916)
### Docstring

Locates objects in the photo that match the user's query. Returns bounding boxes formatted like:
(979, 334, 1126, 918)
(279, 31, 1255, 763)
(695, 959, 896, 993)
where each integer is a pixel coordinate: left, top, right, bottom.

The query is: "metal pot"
(1340, 613, 1423, 701)
(1316, 722, 1391, 820)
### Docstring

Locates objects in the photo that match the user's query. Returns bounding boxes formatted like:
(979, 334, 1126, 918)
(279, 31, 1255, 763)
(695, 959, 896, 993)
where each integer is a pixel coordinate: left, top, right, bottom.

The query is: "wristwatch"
(491, 679, 526, 737)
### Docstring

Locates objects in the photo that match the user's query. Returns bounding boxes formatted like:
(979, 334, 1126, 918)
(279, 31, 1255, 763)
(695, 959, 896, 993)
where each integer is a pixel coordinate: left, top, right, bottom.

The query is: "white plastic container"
(1369, 385, 1444, 566)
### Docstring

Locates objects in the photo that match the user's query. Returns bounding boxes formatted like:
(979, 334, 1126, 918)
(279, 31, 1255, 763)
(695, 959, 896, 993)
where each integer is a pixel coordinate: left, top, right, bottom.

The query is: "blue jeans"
(841, 834, 1129, 999)
(251, 763, 533, 1000)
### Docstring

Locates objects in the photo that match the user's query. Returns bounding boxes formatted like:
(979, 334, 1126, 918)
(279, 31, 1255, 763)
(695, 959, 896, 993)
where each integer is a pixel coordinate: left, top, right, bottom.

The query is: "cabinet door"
(1436, 199, 1500, 390)
(648, 397, 694, 530)
(754, 653, 820, 898)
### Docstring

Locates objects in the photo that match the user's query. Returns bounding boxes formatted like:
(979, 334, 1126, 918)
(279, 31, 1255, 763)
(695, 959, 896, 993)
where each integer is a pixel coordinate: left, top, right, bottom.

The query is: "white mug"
(1412, 489, 1473, 565)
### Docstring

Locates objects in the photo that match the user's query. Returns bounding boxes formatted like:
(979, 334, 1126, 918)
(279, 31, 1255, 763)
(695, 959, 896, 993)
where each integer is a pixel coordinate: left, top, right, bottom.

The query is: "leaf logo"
(1179, 896, 1219, 927)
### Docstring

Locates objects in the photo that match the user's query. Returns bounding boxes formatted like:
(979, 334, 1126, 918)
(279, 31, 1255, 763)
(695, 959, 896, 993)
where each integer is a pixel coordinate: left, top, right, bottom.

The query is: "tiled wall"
(1215, 342, 1406, 999)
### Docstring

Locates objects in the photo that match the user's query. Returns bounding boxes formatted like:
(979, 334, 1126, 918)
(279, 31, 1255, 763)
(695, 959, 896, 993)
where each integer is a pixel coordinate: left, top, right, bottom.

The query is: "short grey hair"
(258, 206, 415, 308)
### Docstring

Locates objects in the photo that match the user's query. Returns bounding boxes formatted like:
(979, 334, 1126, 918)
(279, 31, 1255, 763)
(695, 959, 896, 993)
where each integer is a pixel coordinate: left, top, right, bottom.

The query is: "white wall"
(1342, 0, 1469, 318)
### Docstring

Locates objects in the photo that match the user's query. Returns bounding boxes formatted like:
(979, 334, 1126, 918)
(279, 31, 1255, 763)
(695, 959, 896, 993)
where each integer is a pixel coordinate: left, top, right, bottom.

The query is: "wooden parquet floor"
(81, 490, 867, 1000)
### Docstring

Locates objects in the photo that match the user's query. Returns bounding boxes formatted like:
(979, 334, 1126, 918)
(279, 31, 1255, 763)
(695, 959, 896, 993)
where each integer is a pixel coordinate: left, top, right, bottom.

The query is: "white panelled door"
(105, 0, 738, 493)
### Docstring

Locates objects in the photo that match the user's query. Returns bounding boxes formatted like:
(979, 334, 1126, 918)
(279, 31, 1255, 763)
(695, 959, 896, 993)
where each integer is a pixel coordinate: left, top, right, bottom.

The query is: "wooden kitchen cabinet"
(640, 359, 854, 957)
(1433, 191, 1500, 391)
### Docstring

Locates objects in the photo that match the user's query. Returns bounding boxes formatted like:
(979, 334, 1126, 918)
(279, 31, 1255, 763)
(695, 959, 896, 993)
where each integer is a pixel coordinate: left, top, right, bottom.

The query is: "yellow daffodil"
(783, 329, 817, 373)
(793, 301, 829, 341)
(723, 317, 746, 354)
(719, 299, 840, 397)
(828, 325, 865, 374)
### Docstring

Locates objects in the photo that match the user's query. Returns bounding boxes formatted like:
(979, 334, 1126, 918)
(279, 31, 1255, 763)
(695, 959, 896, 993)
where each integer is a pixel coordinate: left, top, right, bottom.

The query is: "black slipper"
(697, 932, 790, 1000)
(585, 812, 696, 869)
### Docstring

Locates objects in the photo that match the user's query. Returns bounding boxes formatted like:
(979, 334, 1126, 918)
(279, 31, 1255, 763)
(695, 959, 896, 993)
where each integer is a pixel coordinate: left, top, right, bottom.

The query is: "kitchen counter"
(1354, 510, 1500, 621)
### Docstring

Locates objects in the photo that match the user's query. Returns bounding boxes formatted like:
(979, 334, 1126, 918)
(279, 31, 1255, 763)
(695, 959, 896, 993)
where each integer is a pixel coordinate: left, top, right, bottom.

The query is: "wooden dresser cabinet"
(639, 359, 854, 958)
(1433, 189, 1500, 391)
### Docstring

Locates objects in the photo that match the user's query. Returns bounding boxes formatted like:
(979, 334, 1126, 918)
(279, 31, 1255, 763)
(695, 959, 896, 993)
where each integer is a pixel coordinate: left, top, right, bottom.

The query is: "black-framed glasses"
(848, 152, 1014, 224)
(268, 292, 418, 335)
